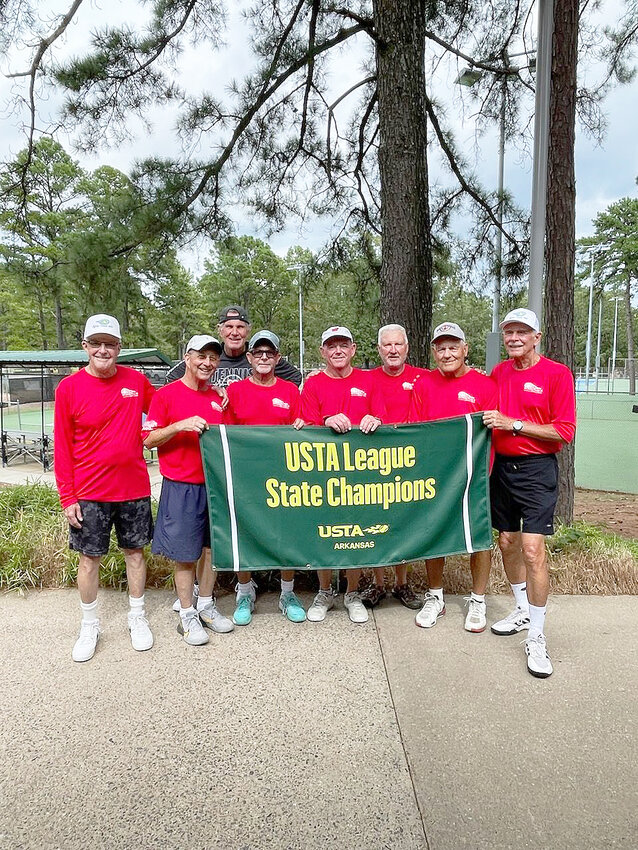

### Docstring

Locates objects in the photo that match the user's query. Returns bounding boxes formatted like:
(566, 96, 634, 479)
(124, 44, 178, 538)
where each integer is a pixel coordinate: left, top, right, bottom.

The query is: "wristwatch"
(512, 419, 524, 436)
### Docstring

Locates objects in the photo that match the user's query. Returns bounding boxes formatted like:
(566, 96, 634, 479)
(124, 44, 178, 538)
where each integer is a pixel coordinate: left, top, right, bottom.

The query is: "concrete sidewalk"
(1, 590, 636, 850)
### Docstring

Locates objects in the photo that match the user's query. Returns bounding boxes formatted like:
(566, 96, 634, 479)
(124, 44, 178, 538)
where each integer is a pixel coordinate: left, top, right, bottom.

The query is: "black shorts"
(69, 498, 153, 556)
(490, 453, 559, 535)
(151, 479, 210, 563)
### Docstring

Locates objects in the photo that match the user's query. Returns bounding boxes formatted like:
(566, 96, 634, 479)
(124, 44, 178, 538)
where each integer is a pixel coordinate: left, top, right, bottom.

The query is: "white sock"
(511, 582, 529, 611)
(528, 604, 547, 640)
(281, 579, 294, 595)
(236, 580, 253, 598)
(470, 592, 485, 603)
(180, 605, 196, 619)
(81, 599, 98, 623)
(129, 594, 145, 616)
(197, 595, 213, 610)
(429, 587, 444, 602)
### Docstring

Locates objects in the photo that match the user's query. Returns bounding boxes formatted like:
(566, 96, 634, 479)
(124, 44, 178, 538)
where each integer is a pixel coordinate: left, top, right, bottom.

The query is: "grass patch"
(0, 484, 636, 595)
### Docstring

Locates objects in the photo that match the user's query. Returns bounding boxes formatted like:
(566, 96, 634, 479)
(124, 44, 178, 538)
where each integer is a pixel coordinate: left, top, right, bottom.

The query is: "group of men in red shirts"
(55, 305, 575, 679)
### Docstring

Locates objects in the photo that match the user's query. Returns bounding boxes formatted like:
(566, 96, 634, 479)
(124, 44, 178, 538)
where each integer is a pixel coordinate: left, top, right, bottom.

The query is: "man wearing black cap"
(165, 306, 302, 387)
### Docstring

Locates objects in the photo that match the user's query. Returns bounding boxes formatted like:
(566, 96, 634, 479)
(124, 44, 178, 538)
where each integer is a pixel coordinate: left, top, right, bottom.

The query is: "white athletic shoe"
(307, 588, 335, 622)
(343, 591, 368, 624)
(128, 613, 154, 651)
(491, 606, 530, 635)
(72, 620, 101, 663)
(525, 634, 553, 678)
(177, 611, 209, 646)
(198, 600, 234, 633)
(464, 597, 487, 633)
(415, 592, 445, 628)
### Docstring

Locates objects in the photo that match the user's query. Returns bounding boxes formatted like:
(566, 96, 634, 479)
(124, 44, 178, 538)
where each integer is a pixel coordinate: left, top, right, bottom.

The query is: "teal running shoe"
(279, 591, 307, 623)
(233, 595, 254, 626)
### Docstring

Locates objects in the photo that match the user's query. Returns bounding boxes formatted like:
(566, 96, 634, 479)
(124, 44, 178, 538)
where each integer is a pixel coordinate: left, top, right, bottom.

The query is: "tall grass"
(0, 485, 636, 594)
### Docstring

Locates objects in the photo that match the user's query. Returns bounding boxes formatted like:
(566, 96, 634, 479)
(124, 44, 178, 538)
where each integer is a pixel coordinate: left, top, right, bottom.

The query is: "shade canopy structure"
(0, 348, 172, 470)
(0, 348, 172, 367)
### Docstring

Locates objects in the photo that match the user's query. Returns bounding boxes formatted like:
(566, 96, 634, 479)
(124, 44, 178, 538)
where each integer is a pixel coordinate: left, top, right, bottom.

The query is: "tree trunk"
(543, 0, 578, 524)
(55, 295, 66, 349)
(373, 0, 432, 367)
(624, 278, 635, 395)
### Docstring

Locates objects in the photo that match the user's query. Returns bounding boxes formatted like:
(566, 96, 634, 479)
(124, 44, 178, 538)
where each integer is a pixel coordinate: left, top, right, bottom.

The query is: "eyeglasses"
(85, 339, 119, 350)
(250, 349, 277, 360)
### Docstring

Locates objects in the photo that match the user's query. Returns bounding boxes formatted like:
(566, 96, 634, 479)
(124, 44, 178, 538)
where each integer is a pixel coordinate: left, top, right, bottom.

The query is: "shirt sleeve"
(275, 357, 303, 387)
(142, 376, 156, 414)
(300, 377, 323, 425)
(550, 368, 577, 443)
(288, 385, 301, 421)
(142, 390, 169, 438)
(223, 384, 239, 425)
(53, 381, 77, 509)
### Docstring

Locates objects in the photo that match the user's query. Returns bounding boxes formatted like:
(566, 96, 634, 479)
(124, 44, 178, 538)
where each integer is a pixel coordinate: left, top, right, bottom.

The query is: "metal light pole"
(585, 251, 595, 392)
(297, 277, 304, 376)
(594, 295, 603, 393)
(611, 295, 623, 394)
(528, 0, 554, 325)
(287, 263, 305, 375)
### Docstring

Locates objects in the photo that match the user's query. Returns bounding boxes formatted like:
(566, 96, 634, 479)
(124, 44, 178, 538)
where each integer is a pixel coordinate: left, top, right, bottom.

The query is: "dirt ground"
(574, 488, 638, 539)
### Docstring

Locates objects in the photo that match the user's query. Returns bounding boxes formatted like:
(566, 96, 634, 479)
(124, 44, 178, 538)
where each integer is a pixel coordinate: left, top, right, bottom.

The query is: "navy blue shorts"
(490, 453, 559, 535)
(69, 498, 153, 557)
(151, 479, 210, 563)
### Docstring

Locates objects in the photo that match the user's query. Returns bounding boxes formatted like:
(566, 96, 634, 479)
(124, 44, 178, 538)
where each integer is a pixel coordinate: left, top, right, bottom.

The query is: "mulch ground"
(574, 488, 638, 540)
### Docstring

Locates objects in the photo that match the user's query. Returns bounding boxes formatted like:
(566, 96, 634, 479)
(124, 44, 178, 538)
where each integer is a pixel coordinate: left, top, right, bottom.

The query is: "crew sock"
(281, 579, 294, 595)
(128, 594, 145, 617)
(470, 592, 485, 603)
(197, 595, 213, 610)
(81, 599, 98, 623)
(429, 587, 444, 603)
(528, 604, 547, 640)
(236, 581, 253, 598)
(510, 582, 529, 611)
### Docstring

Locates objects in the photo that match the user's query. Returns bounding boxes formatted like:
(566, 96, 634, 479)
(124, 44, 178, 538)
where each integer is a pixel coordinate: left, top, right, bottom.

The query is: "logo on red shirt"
(523, 382, 543, 395)
(350, 387, 367, 397)
(121, 388, 139, 398)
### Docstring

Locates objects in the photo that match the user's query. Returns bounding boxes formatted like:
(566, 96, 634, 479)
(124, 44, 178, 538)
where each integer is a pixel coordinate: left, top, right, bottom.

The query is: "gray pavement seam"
(372, 607, 431, 850)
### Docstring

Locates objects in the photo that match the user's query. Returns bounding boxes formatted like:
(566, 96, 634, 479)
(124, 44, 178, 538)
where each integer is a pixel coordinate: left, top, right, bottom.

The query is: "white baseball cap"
(83, 314, 121, 341)
(499, 308, 540, 332)
(186, 334, 223, 354)
(431, 321, 466, 343)
(321, 326, 353, 345)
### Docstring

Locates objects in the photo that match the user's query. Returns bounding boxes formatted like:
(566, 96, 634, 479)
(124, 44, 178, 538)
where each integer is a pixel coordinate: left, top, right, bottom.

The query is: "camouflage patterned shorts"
(69, 498, 153, 556)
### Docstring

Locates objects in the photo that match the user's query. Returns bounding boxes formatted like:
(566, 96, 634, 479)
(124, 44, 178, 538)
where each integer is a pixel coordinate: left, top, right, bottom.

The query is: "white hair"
(378, 324, 408, 345)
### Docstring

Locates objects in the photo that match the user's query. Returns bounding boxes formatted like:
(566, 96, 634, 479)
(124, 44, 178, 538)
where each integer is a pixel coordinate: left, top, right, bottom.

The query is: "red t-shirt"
(372, 364, 424, 425)
(301, 368, 387, 426)
(409, 368, 498, 421)
(143, 380, 224, 483)
(54, 366, 155, 508)
(490, 356, 576, 456)
(224, 377, 301, 425)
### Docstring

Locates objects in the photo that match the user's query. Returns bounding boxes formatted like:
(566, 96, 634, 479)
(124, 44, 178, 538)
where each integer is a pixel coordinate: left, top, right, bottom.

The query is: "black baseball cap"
(218, 305, 250, 324)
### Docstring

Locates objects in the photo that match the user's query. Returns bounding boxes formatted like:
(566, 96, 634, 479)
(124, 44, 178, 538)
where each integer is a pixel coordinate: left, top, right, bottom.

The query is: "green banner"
(201, 414, 492, 570)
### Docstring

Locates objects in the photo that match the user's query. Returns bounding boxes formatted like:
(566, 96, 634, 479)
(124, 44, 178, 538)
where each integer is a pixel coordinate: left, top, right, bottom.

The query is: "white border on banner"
(219, 425, 241, 571)
(462, 414, 475, 554)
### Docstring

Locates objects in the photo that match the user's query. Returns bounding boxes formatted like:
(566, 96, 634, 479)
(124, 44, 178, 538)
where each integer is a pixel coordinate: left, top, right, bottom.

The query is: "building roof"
(0, 349, 172, 368)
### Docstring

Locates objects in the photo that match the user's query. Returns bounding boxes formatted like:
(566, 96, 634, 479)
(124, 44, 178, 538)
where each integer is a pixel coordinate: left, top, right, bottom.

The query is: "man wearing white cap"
(143, 335, 234, 646)
(483, 308, 576, 678)
(301, 326, 386, 624)
(409, 321, 497, 633)
(55, 314, 155, 662)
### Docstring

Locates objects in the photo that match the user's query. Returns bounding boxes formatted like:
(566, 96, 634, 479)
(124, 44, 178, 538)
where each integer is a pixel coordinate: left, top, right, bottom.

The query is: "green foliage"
(548, 520, 638, 560)
(0, 484, 173, 591)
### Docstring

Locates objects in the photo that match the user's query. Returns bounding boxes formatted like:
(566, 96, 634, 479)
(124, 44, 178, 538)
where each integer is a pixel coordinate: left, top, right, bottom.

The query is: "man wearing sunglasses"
(224, 330, 305, 625)
(54, 314, 155, 663)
